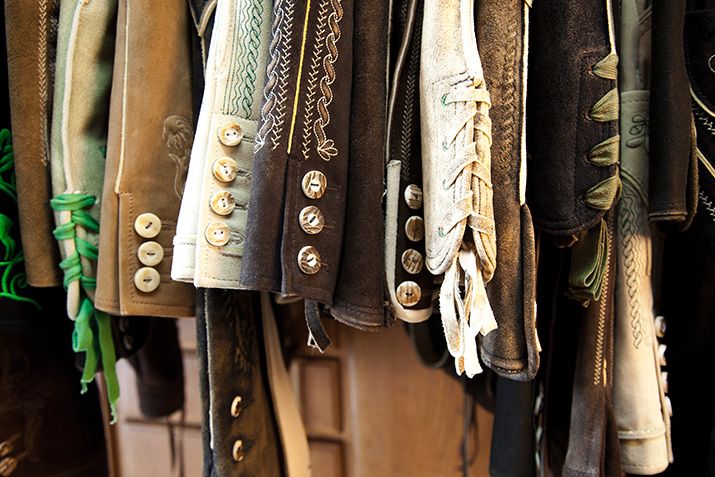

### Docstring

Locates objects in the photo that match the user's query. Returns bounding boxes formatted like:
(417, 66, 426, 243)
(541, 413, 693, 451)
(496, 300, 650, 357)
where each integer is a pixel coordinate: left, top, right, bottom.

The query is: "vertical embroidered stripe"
(287, 0, 312, 154)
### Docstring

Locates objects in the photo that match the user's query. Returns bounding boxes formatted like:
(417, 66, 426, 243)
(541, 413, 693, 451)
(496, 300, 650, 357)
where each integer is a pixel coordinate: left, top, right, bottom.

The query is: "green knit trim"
(51, 192, 119, 422)
(0, 129, 40, 308)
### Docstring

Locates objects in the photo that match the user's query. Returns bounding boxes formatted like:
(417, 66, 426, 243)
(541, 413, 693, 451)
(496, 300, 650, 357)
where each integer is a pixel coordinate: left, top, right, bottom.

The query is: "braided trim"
(313, 0, 344, 161)
(50, 193, 119, 422)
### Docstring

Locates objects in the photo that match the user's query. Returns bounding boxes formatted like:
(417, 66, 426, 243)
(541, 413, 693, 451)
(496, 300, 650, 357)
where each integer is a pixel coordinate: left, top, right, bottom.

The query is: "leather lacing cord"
(567, 52, 621, 305)
(439, 79, 497, 378)
(50, 193, 119, 422)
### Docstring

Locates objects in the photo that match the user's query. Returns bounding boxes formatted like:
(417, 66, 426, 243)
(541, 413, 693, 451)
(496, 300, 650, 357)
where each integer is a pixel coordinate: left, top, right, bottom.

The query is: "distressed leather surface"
(476, 0, 539, 381)
(5, 0, 62, 287)
(420, 0, 497, 377)
(96, 0, 196, 318)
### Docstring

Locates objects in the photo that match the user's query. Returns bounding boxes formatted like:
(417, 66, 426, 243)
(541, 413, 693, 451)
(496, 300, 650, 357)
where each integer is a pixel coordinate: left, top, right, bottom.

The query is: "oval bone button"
(134, 212, 162, 238)
(301, 170, 327, 199)
(299, 206, 325, 234)
(297, 246, 321, 274)
(134, 267, 161, 293)
(396, 281, 421, 307)
(212, 156, 239, 183)
(654, 315, 666, 338)
(210, 190, 236, 216)
(405, 216, 424, 242)
(661, 371, 668, 394)
(232, 440, 245, 462)
(230, 396, 242, 418)
(137, 241, 164, 266)
(205, 222, 231, 247)
(658, 343, 667, 367)
(404, 184, 423, 209)
(218, 121, 243, 147)
(401, 249, 424, 275)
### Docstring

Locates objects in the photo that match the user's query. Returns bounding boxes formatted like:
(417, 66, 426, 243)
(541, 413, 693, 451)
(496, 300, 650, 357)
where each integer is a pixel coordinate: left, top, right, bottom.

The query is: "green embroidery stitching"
(0, 129, 40, 308)
(51, 191, 119, 422)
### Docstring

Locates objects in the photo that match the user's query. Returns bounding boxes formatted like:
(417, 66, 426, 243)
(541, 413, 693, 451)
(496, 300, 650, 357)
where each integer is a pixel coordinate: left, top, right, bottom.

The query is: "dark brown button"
(405, 216, 424, 242)
(299, 206, 324, 234)
(218, 122, 243, 147)
(209, 190, 236, 216)
(301, 171, 327, 199)
(297, 246, 321, 274)
(232, 440, 245, 462)
(401, 249, 424, 274)
(396, 281, 421, 307)
(230, 396, 242, 418)
(212, 157, 239, 182)
(404, 184, 423, 209)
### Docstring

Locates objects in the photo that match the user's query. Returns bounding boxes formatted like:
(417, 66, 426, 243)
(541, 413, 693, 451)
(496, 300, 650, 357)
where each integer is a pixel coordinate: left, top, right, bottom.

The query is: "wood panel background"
(113, 318, 493, 476)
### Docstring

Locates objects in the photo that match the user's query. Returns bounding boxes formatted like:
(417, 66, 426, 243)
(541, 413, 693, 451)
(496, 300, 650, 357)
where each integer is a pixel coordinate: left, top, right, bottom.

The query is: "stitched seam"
(38, 0, 50, 166)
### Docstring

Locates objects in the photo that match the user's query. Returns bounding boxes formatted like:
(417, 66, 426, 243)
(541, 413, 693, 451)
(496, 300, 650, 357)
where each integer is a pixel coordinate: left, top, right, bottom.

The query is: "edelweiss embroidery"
(162, 115, 193, 200)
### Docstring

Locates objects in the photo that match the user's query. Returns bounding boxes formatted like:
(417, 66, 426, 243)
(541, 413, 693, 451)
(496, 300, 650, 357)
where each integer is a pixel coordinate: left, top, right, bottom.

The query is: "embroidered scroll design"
(313, 0, 343, 161)
(255, 0, 294, 152)
(232, 0, 264, 118)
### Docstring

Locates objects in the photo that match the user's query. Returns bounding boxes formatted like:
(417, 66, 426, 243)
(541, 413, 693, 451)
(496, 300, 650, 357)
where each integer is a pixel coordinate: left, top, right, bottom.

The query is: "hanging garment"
(385, 0, 435, 324)
(648, 0, 698, 227)
(172, 0, 273, 290)
(658, 3, 715, 474)
(420, 0, 497, 377)
(95, 0, 196, 318)
(612, 0, 673, 473)
(49, 0, 119, 418)
(328, 0, 389, 331)
(476, 0, 539, 381)
(197, 289, 307, 477)
(527, 0, 621, 243)
(4, 0, 63, 287)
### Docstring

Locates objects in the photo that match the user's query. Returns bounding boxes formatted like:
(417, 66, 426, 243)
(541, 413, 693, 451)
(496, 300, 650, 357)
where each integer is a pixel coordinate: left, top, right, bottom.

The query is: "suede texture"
(563, 215, 621, 477)
(4, 0, 62, 287)
(95, 0, 196, 318)
(329, 0, 389, 330)
(649, 0, 698, 226)
(240, 0, 354, 307)
(198, 289, 283, 477)
(127, 318, 185, 418)
(527, 0, 619, 237)
(476, 0, 539, 381)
